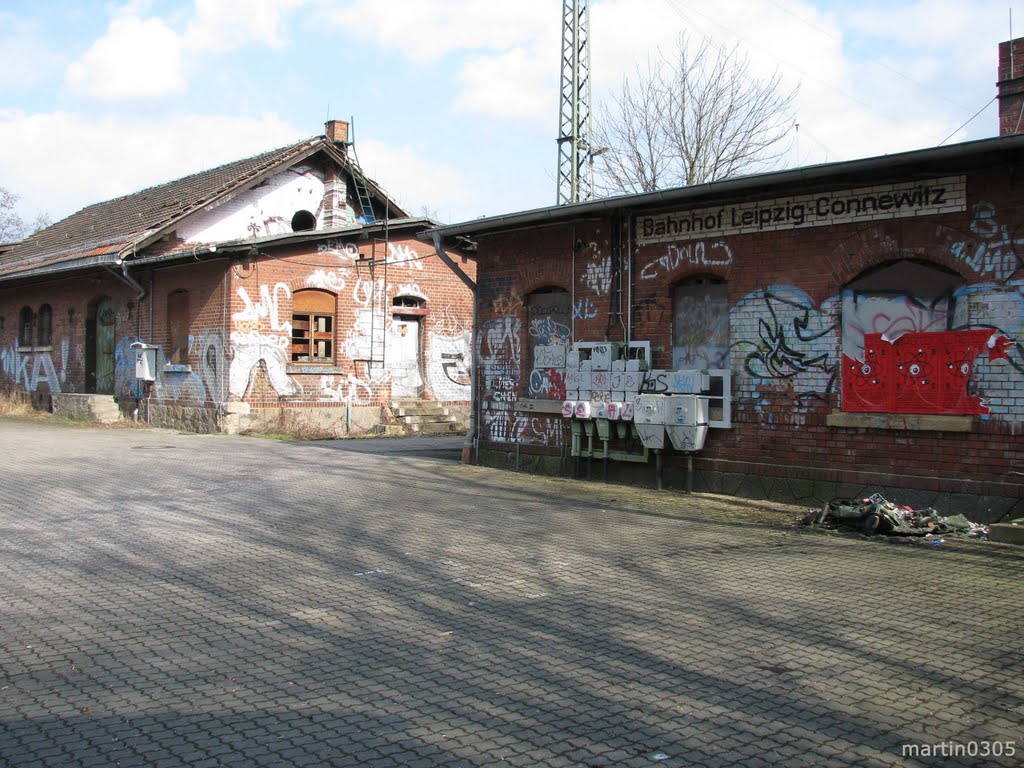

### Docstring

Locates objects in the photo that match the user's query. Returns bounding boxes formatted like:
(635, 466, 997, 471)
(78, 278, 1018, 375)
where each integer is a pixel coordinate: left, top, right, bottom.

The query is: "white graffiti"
(428, 331, 472, 401)
(307, 269, 348, 292)
(482, 411, 563, 446)
(343, 308, 386, 360)
(319, 374, 374, 403)
(641, 240, 733, 279)
(387, 243, 425, 271)
(233, 283, 292, 335)
(316, 240, 361, 262)
(949, 202, 1022, 282)
(583, 254, 611, 295)
(353, 277, 386, 309)
(396, 283, 428, 301)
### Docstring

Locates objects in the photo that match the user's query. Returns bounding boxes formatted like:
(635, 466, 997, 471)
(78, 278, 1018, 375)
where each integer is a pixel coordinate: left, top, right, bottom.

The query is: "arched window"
(36, 304, 52, 347)
(672, 275, 729, 369)
(18, 306, 33, 348)
(291, 289, 335, 363)
(167, 290, 190, 365)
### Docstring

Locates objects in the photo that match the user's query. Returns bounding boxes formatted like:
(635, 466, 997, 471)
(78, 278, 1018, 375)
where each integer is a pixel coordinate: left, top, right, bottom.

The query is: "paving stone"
(0, 421, 1021, 767)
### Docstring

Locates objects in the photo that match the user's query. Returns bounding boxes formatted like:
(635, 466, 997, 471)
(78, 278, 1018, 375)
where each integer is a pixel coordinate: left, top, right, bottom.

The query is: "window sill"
(163, 364, 192, 373)
(826, 412, 973, 432)
(287, 364, 342, 374)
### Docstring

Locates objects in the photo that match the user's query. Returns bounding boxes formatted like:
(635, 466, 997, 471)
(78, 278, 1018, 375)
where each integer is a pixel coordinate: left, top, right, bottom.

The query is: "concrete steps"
(51, 393, 121, 424)
(389, 399, 461, 435)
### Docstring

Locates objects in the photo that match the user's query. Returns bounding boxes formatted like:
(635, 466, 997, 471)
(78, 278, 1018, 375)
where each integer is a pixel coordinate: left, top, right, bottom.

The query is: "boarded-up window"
(167, 290, 190, 365)
(37, 304, 52, 347)
(526, 289, 570, 400)
(18, 306, 33, 347)
(292, 289, 335, 363)
(672, 276, 729, 368)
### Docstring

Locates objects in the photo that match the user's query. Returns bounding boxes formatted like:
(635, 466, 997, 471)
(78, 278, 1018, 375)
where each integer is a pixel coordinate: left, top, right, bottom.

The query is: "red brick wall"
(472, 164, 1024, 508)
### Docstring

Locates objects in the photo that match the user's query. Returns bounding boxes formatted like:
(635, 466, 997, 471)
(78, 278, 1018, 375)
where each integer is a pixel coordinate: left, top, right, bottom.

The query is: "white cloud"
(184, 0, 308, 52)
(455, 47, 555, 120)
(64, 15, 186, 101)
(324, 0, 549, 62)
(0, 110, 304, 221)
(357, 139, 471, 221)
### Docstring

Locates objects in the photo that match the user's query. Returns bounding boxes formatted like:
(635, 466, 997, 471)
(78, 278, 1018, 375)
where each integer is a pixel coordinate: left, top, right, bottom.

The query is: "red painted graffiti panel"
(842, 330, 1013, 415)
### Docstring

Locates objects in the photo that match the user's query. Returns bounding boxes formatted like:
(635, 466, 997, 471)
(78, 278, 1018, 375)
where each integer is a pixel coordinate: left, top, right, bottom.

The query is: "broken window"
(672, 275, 729, 369)
(18, 306, 32, 348)
(36, 304, 52, 347)
(291, 289, 335, 363)
(167, 290, 190, 365)
(291, 210, 317, 232)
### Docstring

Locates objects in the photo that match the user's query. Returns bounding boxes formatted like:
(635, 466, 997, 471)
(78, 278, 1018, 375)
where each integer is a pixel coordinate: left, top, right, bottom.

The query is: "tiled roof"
(0, 136, 327, 277)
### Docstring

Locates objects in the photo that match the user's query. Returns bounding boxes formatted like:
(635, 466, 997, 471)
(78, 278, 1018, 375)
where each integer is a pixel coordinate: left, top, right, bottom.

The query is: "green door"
(92, 297, 116, 394)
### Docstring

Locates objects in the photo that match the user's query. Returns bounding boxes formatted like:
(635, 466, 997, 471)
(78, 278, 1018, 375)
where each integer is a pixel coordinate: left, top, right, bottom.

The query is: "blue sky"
(0, 0, 1020, 228)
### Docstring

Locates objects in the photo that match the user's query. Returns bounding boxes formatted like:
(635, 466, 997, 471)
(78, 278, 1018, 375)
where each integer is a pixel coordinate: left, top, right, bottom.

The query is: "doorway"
(86, 296, 116, 394)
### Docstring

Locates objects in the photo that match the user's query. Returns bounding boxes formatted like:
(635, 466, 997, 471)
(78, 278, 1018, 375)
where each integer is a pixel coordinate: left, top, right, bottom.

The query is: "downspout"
(430, 231, 479, 463)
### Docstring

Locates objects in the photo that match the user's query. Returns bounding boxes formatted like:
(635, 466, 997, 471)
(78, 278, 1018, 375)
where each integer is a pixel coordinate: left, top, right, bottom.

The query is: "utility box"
(130, 342, 158, 382)
(664, 395, 709, 427)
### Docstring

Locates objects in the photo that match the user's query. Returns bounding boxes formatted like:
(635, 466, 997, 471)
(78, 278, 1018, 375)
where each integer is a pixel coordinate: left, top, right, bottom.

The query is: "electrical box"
(664, 395, 709, 427)
(561, 401, 576, 418)
(633, 395, 667, 425)
(130, 342, 158, 382)
(666, 424, 709, 452)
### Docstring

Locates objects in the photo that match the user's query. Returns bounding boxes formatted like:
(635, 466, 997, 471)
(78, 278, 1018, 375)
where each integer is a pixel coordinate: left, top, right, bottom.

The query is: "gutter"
(104, 260, 147, 300)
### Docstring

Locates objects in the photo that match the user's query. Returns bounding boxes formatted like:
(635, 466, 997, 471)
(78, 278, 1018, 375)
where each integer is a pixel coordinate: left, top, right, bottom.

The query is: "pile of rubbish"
(802, 493, 990, 540)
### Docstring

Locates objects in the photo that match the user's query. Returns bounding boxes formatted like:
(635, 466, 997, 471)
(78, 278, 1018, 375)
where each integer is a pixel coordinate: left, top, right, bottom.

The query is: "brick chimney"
(325, 119, 350, 145)
(997, 38, 1024, 135)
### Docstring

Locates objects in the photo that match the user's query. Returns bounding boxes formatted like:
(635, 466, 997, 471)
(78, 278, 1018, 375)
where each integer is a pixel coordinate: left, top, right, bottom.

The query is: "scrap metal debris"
(802, 493, 990, 540)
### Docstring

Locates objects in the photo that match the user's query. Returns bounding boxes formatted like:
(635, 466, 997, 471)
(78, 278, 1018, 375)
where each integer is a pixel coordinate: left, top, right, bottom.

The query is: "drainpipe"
(429, 231, 479, 463)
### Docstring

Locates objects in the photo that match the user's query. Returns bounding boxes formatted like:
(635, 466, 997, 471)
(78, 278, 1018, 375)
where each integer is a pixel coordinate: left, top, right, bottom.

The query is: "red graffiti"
(842, 330, 1012, 415)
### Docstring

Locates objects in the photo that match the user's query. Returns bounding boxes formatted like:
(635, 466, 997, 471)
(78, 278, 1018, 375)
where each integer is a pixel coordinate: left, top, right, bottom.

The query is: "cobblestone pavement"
(1, 419, 1022, 767)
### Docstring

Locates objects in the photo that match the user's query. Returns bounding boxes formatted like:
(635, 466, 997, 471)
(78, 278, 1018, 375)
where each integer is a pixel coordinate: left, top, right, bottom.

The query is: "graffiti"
(307, 269, 348, 292)
(387, 243, 425, 271)
(317, 240, 361, 262)
(233, 283, 291, 334)
(573, 298, 598, 320)
(482, 411, 563, 446)
(191, 331, 228, 404)
(949, 203, 1022, 282)
(729, 286, 838, 406)
(583, 253, 611, 295)
(396, 283, 428, 301)
(527, 368, 567, 400)
(319, 374, 374, 403)
(528, 316, 570, 345)
(673, 292, 730, 369)
(491, 295, 524, 317)
(353, 277, 386, 309)
(841, 292, 950, 361)
(640, 240, 733, 280)
(428, 331, 472, 401)
(343, 308, 386, 361)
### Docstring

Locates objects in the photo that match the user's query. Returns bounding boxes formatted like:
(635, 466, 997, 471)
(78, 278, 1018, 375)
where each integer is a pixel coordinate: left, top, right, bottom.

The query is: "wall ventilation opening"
(291, 210, 317, 232)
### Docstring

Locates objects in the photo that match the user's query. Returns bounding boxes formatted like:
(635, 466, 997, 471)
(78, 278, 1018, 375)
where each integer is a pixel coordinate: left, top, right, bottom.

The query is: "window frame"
(291, 289, 336, 364)
(17, 306, 33, 349)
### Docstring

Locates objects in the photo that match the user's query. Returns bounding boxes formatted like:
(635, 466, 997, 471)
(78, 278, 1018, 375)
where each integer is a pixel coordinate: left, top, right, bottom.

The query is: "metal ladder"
(345, 141, 376, 224)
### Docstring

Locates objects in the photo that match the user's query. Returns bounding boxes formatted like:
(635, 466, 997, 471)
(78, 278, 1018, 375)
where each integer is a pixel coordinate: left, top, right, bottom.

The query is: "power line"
(938, 96, 998, 146)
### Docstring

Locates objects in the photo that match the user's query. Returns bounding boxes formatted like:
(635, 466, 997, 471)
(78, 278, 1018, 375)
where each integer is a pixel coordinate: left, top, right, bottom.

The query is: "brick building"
(426, 41, 1024, 522)
(0, 121, 475, 435)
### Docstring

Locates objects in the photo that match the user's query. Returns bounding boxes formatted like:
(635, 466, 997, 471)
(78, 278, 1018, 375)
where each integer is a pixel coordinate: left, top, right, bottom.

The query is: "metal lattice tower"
(556, 0, 593, 205)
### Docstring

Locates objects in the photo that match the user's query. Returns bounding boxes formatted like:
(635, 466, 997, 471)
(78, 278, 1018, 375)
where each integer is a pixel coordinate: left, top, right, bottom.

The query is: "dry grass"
(0, 389, 48, 419)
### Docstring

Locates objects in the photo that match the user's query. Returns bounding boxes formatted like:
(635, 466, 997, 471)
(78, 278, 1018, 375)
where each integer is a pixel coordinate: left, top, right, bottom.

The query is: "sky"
(0, 0, 1021, 228)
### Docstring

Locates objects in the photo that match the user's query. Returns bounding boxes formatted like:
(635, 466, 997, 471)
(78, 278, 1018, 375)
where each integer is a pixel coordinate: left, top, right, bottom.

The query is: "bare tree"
(593, 34, 798, 195)
(0, 186, 51, 243)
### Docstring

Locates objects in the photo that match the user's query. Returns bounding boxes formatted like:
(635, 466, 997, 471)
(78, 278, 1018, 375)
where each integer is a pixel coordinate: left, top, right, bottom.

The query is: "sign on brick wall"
(636, 175, 966, 245)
